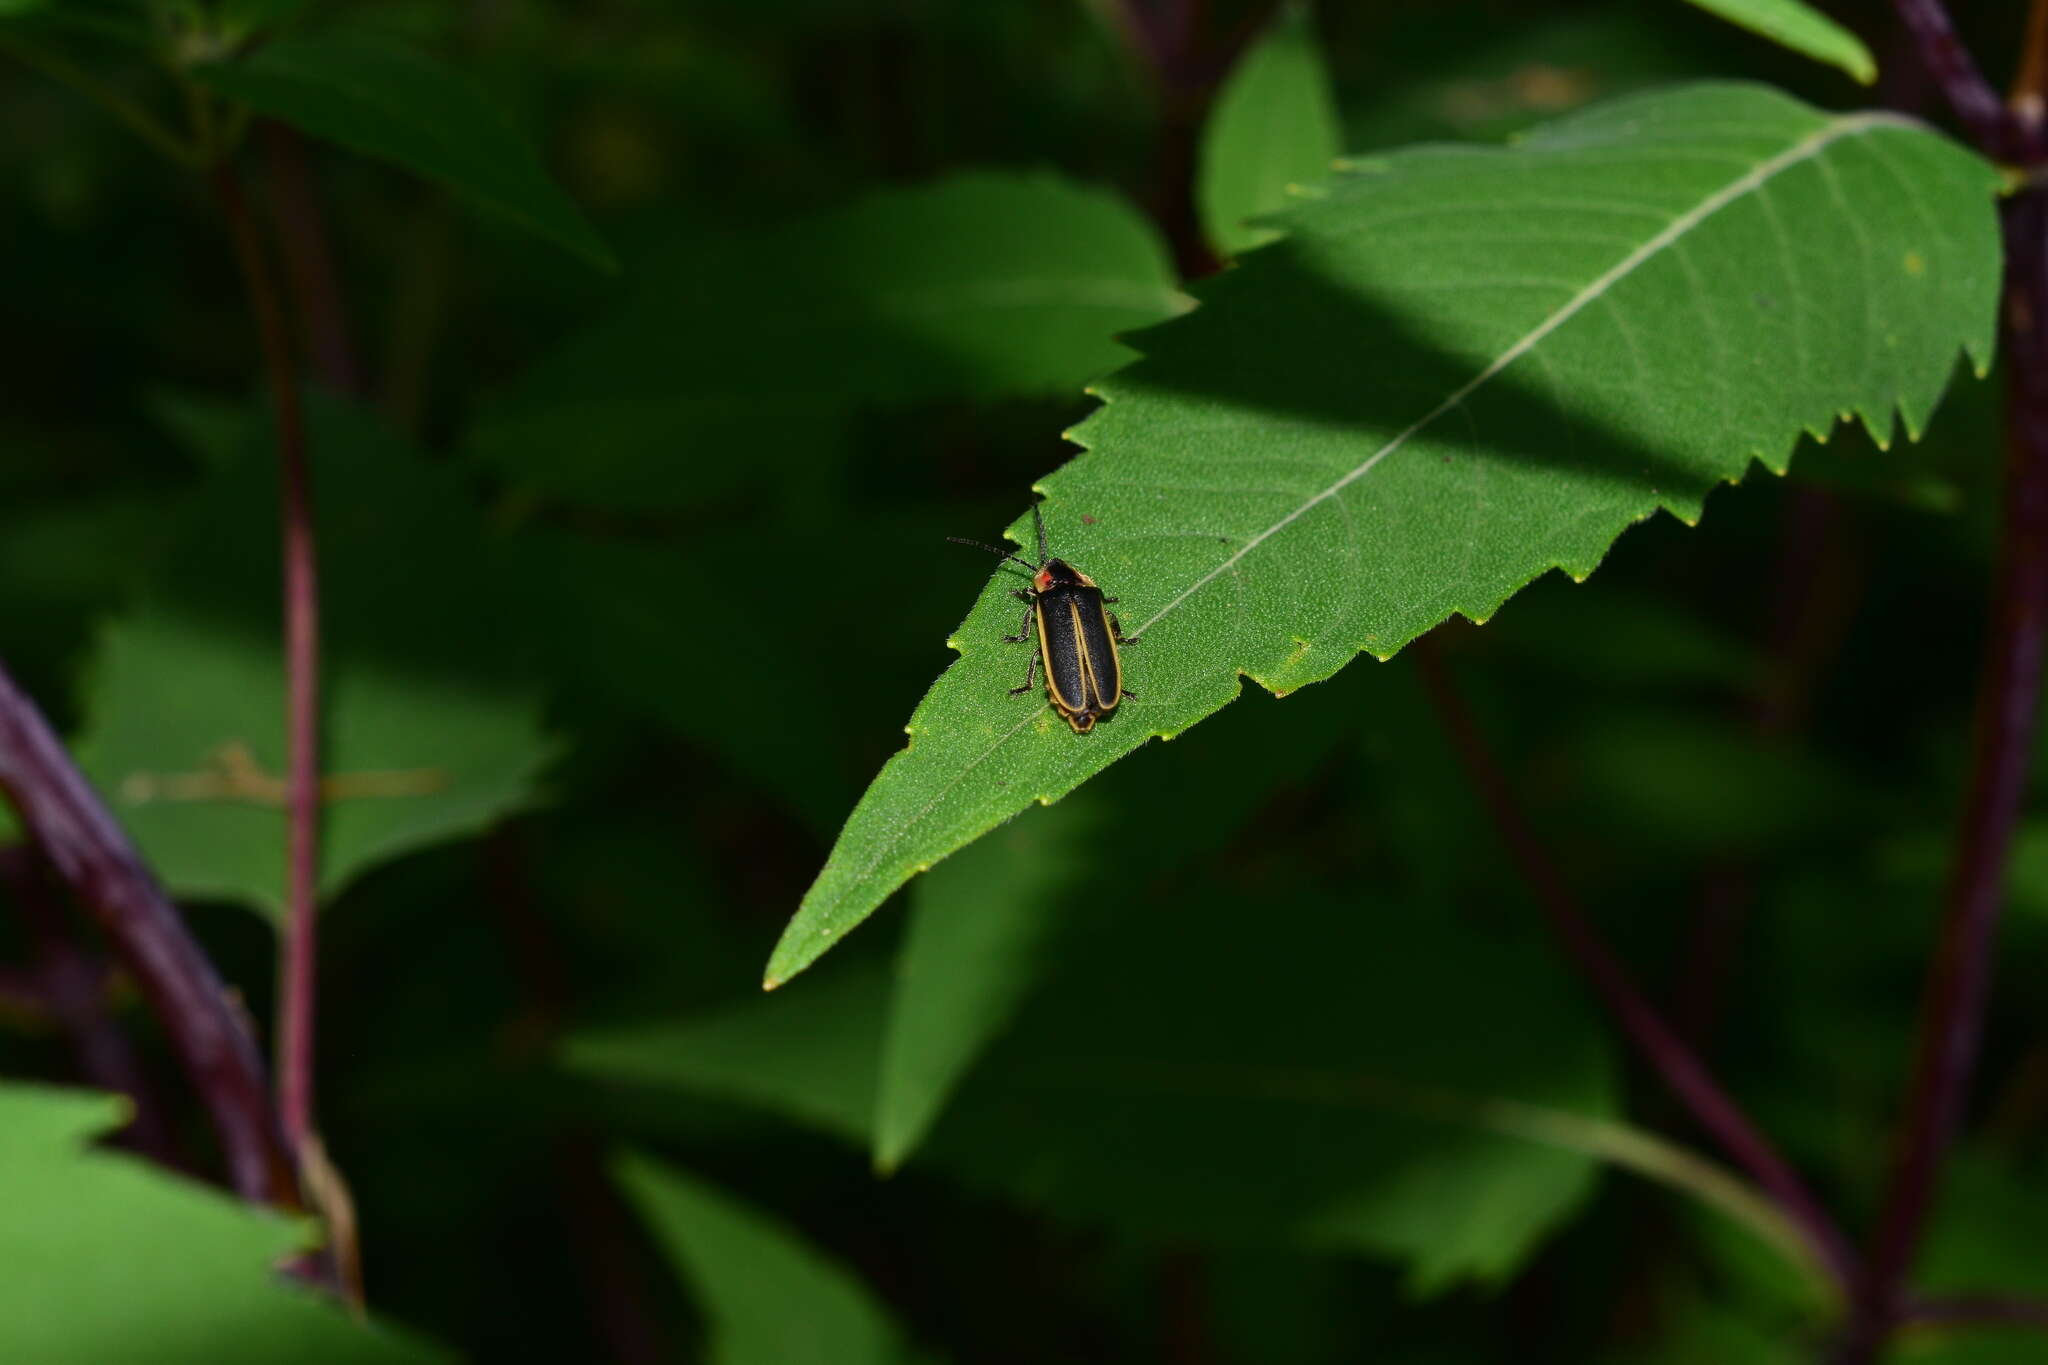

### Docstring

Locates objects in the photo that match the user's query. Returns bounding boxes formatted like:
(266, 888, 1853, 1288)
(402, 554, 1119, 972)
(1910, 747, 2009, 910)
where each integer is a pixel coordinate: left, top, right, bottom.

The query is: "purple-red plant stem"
(1893, 0, 2030, 160)
(1835, 185, 2048, 1365)
(1412, 636, 1857, 1291)
(2, 846, 184, 1171)
(0, 661, 294, 1204)
(2013, 0, 2048, 145)
(260, 122, 361, 397)
(211, 160, 323, 1161)
(1107, 0, 1239, 278)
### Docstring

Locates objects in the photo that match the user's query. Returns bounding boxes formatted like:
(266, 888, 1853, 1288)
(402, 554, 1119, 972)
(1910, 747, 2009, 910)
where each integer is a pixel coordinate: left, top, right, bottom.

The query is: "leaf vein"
(1130, 110, 1912, 639)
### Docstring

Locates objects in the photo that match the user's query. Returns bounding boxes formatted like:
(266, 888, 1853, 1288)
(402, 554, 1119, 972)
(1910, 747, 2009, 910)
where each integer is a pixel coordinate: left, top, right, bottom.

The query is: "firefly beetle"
(950, 502, 1136, 733)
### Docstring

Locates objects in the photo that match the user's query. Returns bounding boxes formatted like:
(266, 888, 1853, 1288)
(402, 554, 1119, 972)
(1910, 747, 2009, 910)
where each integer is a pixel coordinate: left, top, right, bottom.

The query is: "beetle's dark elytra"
(949, 503, 1135, 734)
(1034, 570, 1121, 733)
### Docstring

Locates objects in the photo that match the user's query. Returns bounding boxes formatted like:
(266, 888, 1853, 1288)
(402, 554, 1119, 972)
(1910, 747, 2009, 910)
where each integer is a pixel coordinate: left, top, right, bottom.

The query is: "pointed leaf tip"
(1679, 0, 1879, 85)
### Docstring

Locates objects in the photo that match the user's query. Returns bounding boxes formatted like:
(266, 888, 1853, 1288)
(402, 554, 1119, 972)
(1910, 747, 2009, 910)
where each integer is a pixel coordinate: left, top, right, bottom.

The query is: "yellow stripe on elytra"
(1080, 603, 1119, 711)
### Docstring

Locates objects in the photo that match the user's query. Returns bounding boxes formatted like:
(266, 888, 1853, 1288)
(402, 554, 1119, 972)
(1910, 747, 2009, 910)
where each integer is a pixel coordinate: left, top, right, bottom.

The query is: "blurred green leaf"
(0, 495, 166, 710)
(1788, 420, 1967, 512)
(566, 850, 1616, 1290)
(1893, 1151, 2048, 1363)
(75, 394, 554, 920)
(876, 796, 1100, 1171)
(1489, 581, 1760, 691)
(1890, 1328, 2048, 1364)
(770, 82, 2001, 985)
(519, 519, 955, 834)
(468, 173, 1185, 510)
(1602, 1303, 1803, 1363)
(0, 1083, 446, 1362)
(1886, 822, 2048, 923)
(614, 1150, 917, 1365)
(1341, 7, 1698, 150)
(922, 891, 1618, 1292)
(216, 0, 313, 40)
(562, 961, 887, 1143)
(1476, 1101, 1829, 1300)
(192, 33, 614, 270)
(1678, 0, 1876, 84)
(1198, 3, 1341, 256)
(0, 0, 149, 40)
(1568, 709, 1871, 855)
(1917, 1150, 2048, 1298)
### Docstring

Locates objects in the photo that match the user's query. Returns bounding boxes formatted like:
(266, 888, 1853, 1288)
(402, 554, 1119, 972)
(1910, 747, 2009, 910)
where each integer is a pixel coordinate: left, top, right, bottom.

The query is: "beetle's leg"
(1120, 687, 1138, 701)
(1110, 614, 1137, 646)
(1008, 650, 1040, 697)
(1010, 589, 1034, 601)
(1102, 596, 1118, 604)
(1002, 603, 1035, 645)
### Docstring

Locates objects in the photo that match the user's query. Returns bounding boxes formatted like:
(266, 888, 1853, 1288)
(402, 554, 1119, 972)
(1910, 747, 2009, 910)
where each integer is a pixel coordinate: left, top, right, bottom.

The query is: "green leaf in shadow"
(468, 173, 1185, 511)
(613, 1151, 918, 1365)
(875, 795, 1101, 1171)
(1197, 2, 1341, 256)
(193, 32, 614, 270)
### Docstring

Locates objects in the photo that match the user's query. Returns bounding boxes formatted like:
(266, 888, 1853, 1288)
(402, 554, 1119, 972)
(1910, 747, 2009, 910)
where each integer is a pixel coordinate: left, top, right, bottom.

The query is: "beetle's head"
(1038, 558, 1092, 590)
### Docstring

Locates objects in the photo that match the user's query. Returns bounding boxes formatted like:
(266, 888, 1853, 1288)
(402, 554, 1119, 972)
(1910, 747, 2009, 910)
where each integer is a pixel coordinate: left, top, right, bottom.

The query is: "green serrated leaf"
(192, 33, 614, 270)
(768, 82, 2001, 986)
(469, 173, 1185, 509)
(0, 1082, 446, 1362)
(1680, 0, 1877, 85)
(875, 797, 1100, 1171)
(1197, 2, 1341, 256)
(613, 1151, 914, 1365)
(75, 394, 555, 921)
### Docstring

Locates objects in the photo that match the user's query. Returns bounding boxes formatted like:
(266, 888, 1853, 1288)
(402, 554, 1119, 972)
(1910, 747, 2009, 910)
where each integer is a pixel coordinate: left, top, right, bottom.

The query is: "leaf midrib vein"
(1129, 110, 1913, 639)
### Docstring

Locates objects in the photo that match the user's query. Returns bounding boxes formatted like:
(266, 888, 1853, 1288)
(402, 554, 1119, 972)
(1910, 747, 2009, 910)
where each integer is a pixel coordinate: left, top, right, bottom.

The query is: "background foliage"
(0, 0, 2040, 1361)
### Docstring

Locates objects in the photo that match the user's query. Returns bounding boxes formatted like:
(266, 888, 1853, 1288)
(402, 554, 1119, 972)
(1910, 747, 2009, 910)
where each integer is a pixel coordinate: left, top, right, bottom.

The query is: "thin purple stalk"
(1, 846, 184, 1171)
(1892, 0, 2030, 160)
(1412, 637, 1858, 1290)
(1835, 186, 2048, 1364)
(2011, 0, 2048, 148)
(260, 122, 361, 396)
(0, 661, 294, 1204)
(212, 161, 323, 1161)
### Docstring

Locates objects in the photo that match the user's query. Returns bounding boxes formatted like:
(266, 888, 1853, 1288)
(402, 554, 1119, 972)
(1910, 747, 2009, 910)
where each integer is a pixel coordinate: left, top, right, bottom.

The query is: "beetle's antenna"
(947, 537, 1038, 574)
(1031, 500, 1050, 564)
